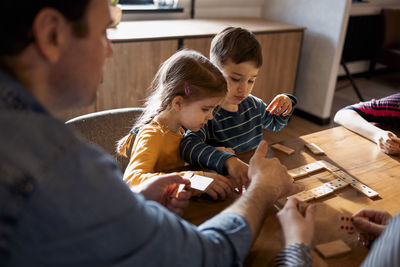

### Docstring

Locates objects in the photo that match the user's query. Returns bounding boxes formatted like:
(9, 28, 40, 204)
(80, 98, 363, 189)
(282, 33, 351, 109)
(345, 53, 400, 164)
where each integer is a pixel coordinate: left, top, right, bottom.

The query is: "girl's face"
(179, 96, 223, 132)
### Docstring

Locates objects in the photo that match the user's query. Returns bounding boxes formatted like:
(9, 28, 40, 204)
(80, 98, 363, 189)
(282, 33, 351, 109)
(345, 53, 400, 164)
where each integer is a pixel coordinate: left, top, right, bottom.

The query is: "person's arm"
(123, 128, 168, 186)
(180, 125, 235, 174)
(224, 141, 296, 240)
(261, 94, 297, 132)
(361, 213, 400, 267)
(274, 197, 314, 267)
(334, 109, 400, 154)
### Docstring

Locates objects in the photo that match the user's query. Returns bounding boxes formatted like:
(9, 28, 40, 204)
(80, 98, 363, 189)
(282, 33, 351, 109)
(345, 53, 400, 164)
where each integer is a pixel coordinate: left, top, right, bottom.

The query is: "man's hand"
(225, 157, 249, 191)
(131, 173, 191, 216)
(277, 197, 315, 247)
(248, 140, 296, 199)
(353, 208, 392, 247)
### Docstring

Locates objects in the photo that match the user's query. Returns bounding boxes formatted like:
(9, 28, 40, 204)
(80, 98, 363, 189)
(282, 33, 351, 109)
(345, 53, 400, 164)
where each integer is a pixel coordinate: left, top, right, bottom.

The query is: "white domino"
(288, 167, 308, 179)
(305, 143, 325, 155)
(349, 182, 379, 198)
(303, 162, 325, 174)
(323, 178, 349, 191)
(310, 185, 334, 199)
(317, 160, 339, 172)
(190, 174, 214, 191)
(288, 190, 315, 202)
(332, 171, 379, 198)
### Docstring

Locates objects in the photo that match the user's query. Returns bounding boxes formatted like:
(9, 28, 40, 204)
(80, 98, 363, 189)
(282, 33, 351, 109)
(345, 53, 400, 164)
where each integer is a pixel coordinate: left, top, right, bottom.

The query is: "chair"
(66, 107, 144, 172)
(369, 8, 400, 75)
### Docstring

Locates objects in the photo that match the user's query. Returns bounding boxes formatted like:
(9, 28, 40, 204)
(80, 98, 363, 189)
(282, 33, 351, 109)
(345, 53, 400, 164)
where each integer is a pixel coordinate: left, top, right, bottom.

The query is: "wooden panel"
(182, 37, 213, 58)
(253, 31, 303, 104)
(96, 40, 177, 111)
(58, 40, 178, 121)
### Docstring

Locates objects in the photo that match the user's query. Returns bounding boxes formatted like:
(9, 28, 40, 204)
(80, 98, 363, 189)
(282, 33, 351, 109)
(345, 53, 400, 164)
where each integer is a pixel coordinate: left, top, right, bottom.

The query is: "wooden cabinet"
(59, 19, 304, 121)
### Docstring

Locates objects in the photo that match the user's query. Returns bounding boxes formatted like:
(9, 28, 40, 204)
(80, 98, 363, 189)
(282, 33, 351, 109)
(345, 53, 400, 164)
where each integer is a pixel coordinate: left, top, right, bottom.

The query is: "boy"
(180, 27, 297, 188)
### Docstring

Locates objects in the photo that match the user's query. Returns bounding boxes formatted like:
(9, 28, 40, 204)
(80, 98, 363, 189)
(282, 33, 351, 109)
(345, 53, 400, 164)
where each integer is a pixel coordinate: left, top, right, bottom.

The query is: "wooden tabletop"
(107, 18, 305, 42)
(183, 126, 400, 266)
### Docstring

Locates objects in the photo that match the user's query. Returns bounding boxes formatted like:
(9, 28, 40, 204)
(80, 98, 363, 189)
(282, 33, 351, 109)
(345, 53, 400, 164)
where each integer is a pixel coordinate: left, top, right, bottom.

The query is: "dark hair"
(0, 0, 91, 56)
(210, 27, 263, 68)
(116, 49, 228, 157)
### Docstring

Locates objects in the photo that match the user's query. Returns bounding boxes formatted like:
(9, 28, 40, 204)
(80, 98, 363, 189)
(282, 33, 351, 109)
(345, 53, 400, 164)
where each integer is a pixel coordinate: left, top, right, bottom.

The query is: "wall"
(262, 0, 352, 123)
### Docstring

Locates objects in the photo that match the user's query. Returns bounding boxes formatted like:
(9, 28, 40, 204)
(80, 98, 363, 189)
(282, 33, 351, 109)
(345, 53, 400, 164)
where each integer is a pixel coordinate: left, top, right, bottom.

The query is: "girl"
(117, 50, 234, 200)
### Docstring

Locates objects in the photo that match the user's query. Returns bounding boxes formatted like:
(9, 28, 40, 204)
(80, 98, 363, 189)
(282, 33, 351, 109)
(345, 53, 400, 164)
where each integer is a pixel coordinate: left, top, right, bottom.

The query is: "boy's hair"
(0, 0, 91, 57)
(117, 49, 227, 157)
(210, 27, 263, 68)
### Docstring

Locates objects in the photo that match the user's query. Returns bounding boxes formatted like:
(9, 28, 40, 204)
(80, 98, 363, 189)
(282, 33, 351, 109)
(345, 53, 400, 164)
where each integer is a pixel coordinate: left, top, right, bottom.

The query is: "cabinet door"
(97, 40, 178, 111)
(59, 40, 178, 121)
(183, 37, 213, 58)
(254, 31, 302, 104)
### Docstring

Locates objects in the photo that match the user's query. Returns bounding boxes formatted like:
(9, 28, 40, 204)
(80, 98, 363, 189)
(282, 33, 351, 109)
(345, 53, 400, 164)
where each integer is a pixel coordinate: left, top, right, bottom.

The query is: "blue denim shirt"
(0, 70, 252, 266)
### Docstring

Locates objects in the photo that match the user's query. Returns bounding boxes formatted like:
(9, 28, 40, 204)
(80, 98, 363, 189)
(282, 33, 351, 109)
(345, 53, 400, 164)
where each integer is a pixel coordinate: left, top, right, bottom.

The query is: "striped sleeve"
(180, 125, 235, 175)
(361, 213, 400, 267)
(275, 243, 311, 267)
(345, 93, 400, 130)
(261, 94, 297, 132)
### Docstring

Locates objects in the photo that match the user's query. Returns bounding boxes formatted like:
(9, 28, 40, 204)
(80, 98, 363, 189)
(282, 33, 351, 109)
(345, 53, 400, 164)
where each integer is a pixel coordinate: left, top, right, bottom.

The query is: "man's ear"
(171, 96, 185, 111)
(32, 8, 69, 63)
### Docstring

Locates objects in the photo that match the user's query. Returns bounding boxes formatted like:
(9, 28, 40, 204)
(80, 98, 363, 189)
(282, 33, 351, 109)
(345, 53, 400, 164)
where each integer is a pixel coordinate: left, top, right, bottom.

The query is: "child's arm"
(123, 130, 170, 186)
(334, 108, 400, 154)
(180, 126, 236, 175)
(262, 94, 297, 132)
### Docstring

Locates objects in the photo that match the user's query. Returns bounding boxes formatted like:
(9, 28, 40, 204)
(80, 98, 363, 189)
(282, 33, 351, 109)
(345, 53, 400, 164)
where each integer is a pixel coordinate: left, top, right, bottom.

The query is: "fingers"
(205, 178, 234, 200)
(352, 216, 386, 236)
(252, 140, 268, 160)
(266, 96, 292, 116)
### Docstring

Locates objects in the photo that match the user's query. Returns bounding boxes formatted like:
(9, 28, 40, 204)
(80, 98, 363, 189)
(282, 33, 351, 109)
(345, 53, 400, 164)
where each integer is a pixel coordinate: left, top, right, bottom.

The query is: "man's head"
(0, 0, 113, 112)
(210, 27, 262, 111)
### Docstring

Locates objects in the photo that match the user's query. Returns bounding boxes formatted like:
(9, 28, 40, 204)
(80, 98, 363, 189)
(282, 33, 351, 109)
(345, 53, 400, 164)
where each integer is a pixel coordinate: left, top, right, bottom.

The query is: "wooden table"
(183, 126, 400, 266)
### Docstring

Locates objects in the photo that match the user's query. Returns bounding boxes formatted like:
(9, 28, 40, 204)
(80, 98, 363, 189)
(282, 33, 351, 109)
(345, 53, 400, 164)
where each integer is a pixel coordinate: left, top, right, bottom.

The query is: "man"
(0, 0, 295, 266)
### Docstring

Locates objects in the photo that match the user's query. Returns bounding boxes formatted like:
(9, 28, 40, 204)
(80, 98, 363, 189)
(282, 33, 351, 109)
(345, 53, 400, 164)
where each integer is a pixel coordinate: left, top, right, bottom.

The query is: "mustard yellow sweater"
(123, 120, 203, 186)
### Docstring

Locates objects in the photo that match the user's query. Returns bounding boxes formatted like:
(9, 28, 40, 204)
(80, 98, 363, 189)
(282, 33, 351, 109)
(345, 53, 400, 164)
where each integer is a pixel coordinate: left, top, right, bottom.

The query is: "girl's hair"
(210, 27, 263, 68)
(116, 49, 227, 157)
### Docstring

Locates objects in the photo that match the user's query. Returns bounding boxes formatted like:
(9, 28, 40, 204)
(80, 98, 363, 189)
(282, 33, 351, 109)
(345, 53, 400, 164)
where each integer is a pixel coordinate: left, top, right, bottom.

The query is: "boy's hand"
(203, 172, 234, 200)
(266, 94, 292, 116)
(224, 157, 249, 191)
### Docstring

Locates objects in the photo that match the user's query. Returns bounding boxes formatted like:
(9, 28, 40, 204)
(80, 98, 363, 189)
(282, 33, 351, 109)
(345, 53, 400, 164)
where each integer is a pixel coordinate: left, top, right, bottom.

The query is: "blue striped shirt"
(180, 94, 296, 174)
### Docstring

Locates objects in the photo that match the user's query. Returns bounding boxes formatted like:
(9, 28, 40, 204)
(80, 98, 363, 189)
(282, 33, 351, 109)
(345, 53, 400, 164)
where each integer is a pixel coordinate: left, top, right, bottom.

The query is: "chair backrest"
(66, 107, 144, 172)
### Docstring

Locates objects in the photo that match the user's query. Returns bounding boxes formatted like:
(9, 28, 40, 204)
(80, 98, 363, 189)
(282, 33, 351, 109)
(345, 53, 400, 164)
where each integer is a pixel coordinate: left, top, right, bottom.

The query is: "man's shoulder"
(0, 111, 117, 179)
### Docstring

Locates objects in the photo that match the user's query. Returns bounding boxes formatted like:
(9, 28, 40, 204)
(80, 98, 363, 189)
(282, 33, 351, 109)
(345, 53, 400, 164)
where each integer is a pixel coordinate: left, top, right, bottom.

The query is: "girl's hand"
(266, 94, 292, 116)
(216, 146, 235, 154)
(277, 197, 315, 247)
(203, 172, 235, 200)
(224, 157, 249, 192)
(376, 131, 400, 154)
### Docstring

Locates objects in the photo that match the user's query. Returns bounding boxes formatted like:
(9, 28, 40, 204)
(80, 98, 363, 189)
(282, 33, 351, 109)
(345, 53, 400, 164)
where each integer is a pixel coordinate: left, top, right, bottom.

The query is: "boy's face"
(219, 59, 259, 111)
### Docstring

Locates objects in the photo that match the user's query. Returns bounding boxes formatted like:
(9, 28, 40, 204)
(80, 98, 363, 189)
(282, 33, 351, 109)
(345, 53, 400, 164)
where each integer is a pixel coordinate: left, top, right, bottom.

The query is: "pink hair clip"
(184, 82, 190, 96)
